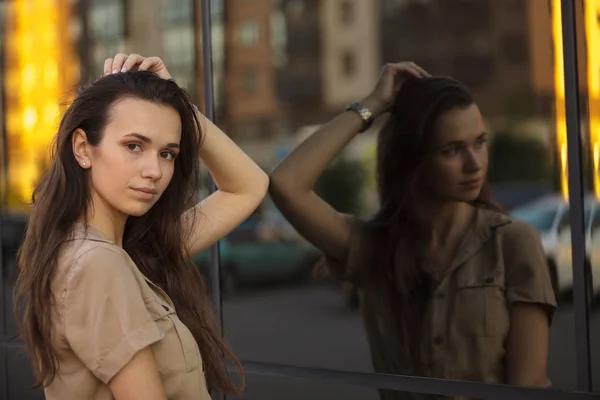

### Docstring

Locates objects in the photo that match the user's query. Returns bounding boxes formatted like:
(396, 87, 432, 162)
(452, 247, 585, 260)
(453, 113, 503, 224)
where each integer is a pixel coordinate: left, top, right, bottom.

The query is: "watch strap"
(346, 102, 374, 133)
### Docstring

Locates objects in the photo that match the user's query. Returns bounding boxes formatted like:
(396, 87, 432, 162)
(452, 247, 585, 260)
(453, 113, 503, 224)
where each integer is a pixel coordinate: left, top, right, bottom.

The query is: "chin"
(122, 203, 155, 217)
(450, 189, 482, 203)
(127, 209, 151, 217)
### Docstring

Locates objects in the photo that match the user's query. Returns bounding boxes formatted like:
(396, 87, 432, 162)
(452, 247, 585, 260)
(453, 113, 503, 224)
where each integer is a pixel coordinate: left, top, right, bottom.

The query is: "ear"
(72, 128, 92, 169)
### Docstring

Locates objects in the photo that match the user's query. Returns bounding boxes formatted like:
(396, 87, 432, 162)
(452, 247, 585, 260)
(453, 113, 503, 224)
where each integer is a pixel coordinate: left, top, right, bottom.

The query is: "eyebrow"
(442, 132, 487, 147)
(123, 132, 180, 149)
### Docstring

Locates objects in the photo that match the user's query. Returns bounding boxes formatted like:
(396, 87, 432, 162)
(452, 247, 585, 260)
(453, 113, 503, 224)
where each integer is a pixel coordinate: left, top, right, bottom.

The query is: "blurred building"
(379, 0, 587, 126)
(320, 0, 380, 109)
(277, 0, 380, 132)
(222, 0, 279, 139)
(80, 0, 279, 140)
(80, 0, 199, 99)
(4, 0, 600, 207)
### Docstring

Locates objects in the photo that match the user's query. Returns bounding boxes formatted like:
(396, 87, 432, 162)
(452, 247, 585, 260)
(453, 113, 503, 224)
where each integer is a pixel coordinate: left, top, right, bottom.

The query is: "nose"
(141, 153, 163, 181)
(464, 148, 483, 173)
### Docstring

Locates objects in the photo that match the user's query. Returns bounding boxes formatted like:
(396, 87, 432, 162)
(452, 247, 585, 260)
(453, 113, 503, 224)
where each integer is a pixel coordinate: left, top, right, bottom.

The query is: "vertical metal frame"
(199, 1, 226, 399)
(560, 0, 593, 392)
(200, 0, 222, 327)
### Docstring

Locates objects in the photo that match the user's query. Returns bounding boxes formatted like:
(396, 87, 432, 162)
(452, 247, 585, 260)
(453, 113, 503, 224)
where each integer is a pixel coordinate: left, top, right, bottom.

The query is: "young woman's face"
(423, 103, 488, 203)
(83, 98, 182, 218)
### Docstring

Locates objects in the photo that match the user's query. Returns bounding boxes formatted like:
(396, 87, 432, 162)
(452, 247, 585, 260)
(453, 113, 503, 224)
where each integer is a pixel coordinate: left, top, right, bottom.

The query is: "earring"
(82, 162, 86, 166)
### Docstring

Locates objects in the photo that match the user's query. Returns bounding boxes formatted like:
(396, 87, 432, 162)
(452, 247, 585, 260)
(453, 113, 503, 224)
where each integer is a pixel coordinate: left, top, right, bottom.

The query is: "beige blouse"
(326, 208, 557, 400)
(44, 224, 211, 400)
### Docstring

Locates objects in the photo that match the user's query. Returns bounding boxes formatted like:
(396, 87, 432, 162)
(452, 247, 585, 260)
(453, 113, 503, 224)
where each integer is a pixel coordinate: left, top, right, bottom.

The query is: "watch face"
(347, 102, 373, 127)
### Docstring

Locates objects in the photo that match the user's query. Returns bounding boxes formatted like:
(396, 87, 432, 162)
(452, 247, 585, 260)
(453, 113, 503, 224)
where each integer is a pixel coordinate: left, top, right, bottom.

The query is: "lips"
(130, 187, 158, 200)
(133, 187, 157, 195)
(461, 178, 482, 186)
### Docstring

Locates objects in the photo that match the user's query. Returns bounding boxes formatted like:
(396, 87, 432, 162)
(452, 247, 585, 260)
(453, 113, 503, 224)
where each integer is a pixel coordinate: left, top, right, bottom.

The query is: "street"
(223, 282, 600, 399)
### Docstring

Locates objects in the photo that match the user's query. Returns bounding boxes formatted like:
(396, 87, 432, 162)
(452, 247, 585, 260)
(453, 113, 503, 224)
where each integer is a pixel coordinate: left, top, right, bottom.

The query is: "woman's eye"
(127, 143, 142, 152)
(161, 151, 176, 160)
(442, 147, 458, 156)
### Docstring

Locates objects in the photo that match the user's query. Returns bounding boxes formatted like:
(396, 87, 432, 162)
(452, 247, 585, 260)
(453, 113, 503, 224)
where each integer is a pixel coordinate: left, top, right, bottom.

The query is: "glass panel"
(5, 345, 44, 400)
(216, 0, 586, 394)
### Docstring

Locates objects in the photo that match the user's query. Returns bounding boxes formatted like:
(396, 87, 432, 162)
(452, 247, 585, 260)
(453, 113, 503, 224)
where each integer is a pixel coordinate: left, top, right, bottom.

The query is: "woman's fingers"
(110, 53, 129, 74)
(120, 54, 145, 72)
(103, 58, 114, 76)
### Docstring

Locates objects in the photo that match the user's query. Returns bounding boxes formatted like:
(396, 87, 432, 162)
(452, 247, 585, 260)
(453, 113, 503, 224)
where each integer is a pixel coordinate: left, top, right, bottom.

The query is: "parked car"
(511, 195, 568, 297)
(554, 198, 600, 300)
(193, 211, 321, 295)
(511, 194, 599, 300)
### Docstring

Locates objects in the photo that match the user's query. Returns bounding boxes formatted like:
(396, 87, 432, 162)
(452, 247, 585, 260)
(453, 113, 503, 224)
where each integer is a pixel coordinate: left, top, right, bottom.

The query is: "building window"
(341, 50, 357, 77)
(89, 0, 124, 40)
(162, 0, 193, 26)
(212, 0, 224, 19)
(241, 67, 259, 93)
(163, 26, 194, 69)
(340, 0, 355, 25)
(236, 20, 260, 47)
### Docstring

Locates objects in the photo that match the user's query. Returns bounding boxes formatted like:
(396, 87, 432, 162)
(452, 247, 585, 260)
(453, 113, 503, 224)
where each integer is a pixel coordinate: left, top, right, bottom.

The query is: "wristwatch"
(346, 102, 374, 133)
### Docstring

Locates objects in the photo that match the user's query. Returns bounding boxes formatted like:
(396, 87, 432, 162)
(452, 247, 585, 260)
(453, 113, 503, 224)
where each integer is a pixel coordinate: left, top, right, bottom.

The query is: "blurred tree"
(314, 154, 365, 214)
(502, 92, 537, 121)
(487, 133, 551, 183)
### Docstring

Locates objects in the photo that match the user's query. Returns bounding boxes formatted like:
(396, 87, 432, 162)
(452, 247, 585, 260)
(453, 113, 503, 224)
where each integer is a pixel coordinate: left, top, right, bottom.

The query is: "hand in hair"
(363, 62, 430, 117)
(104, 53, 172, 80)
(103, 53, 269, 259)
(269, 62, 426, 264)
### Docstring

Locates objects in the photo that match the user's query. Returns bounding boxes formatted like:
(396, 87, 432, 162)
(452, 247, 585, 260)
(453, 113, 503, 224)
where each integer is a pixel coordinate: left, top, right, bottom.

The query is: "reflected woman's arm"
(269, 62, 428, 262)
(502, 220, 557, 388)
(505, 303, 551, 387)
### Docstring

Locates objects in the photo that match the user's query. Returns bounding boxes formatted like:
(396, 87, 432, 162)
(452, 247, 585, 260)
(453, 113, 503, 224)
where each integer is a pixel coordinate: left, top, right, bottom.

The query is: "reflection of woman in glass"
(14, 54, 268, 399)
(270, 62, 557, 399)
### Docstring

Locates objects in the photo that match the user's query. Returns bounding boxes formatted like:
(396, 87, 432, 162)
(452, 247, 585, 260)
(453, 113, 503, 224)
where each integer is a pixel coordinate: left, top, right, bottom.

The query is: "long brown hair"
(13, 71, 244, 394)
(364, 77, 505, 370)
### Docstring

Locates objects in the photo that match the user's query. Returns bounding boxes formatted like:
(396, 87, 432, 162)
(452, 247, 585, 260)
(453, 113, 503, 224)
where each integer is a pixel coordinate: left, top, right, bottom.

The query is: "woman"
(14, 54, 268, 400)
(269, 62, 557, 399)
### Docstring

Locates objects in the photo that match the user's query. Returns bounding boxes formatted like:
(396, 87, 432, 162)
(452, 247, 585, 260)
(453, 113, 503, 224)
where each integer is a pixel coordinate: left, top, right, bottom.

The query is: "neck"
(426, 199, 475, 247)
(85, 192, 128, 247)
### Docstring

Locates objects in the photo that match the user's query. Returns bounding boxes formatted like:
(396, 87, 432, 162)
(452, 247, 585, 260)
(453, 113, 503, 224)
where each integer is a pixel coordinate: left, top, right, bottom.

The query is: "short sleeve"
(64, 247, 163, 384)
(323, 215, 369, 285)
(501, 220, 558, 323)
